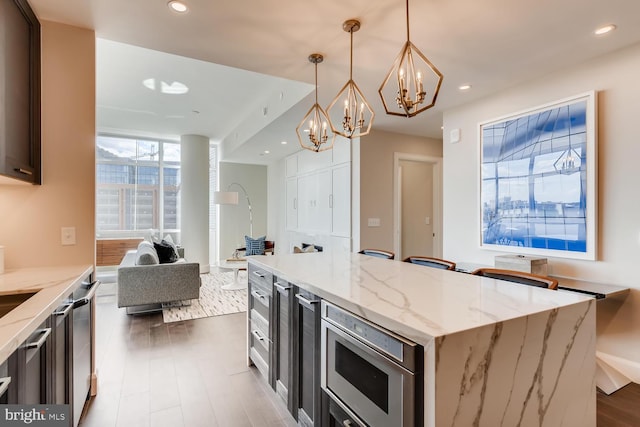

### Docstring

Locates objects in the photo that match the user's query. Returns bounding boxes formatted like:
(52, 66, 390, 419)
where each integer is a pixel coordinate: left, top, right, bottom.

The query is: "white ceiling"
(29, 0, 640, 164)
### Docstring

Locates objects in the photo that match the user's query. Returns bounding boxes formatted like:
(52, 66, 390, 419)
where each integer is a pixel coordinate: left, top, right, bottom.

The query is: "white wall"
(443, 42, 640, 386)
(0, 22, 95, 269)
(218, 162, 268, 258)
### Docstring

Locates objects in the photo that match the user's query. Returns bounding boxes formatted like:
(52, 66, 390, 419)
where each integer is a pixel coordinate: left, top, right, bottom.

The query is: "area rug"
(162, 271, 247, 323)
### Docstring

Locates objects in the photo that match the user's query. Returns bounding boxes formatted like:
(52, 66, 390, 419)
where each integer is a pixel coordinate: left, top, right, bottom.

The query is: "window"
(96, 135, 181, 242)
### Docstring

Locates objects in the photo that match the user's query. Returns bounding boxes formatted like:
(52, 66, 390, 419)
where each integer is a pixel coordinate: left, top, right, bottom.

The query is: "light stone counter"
(0, 265, 93, 364)
(250, 253, 596, 427)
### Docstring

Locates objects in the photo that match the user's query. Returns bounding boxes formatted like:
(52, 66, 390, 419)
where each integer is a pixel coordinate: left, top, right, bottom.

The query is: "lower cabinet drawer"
(250, 322, 270, 354)
(250, 347, 269, 381)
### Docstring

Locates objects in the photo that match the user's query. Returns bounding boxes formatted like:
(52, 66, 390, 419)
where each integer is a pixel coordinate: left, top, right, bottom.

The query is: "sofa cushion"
(154, 240, 179, 263)
(136, 241, 159, 265)
(245, 235, 266, 255)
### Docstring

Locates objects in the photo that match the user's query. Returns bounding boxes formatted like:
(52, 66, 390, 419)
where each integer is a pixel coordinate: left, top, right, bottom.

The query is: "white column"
(180, 135, 210, 273)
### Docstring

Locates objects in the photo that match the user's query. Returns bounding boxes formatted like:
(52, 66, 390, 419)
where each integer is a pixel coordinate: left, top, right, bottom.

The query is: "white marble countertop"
(0, 265, 93, 364)
(250, 253, 592, 345)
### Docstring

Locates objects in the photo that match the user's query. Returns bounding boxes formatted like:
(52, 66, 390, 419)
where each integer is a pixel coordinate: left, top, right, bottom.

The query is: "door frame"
(393, 153, 443, 261)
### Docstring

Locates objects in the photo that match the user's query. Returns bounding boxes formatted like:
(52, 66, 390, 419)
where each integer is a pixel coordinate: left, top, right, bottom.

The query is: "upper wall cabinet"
(0, 0, 41, 185)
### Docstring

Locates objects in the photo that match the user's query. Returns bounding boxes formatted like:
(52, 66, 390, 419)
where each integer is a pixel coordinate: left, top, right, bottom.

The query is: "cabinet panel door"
(273, 279, 295, 414)
(286, 178, 298, 231)
(331, 164, 351, 237)
(297, 174, 317, 231)
(316, 169, 331, 233)
(296, 291, 321, 427)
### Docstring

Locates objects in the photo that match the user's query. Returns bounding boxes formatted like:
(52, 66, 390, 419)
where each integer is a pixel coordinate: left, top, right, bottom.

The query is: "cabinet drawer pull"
(14, 168, 33, 176)
(274, 282, 291, 293)
(296, 294, 320, 306)
(25, 328, 52, 350)
(252, 271, 266, 278)
(53, 303, 73, 317)
(74, 280, 101, 308)
(251, 329, 265, 342)
(251, 290, 267, 301)
(343, 421, 353, 427)
(0, 376, 11, 396)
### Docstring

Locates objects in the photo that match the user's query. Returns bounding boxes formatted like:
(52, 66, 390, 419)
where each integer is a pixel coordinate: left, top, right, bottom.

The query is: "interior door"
(400, 160, 434, 258)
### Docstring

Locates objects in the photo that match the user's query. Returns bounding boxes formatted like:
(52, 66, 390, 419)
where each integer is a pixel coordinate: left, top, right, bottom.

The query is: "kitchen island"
(249, 252, 595, 427)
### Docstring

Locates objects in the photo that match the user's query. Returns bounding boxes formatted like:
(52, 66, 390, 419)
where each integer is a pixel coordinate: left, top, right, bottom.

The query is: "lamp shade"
(213, 191, 239, 205)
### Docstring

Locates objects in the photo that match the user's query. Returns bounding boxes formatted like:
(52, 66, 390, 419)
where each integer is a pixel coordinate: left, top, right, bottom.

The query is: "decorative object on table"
(327, 19, 374, 139)
(295, 53, 335, 152)
(378, 0, 443, 118)
(162, 271, 247, 323)
(213, 182, 254, 237)
(480, 91, 597, 260)
(494, 254, 548, 276)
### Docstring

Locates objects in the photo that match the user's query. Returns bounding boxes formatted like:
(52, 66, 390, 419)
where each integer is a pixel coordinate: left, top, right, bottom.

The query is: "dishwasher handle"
(73, 280, 101, 309)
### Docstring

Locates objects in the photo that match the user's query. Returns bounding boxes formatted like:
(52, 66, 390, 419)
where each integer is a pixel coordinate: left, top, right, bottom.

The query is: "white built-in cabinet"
(285, 138, 351, 238)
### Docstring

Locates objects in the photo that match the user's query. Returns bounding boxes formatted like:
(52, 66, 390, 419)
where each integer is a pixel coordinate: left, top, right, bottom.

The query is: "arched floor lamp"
(213, 182, 253, 238)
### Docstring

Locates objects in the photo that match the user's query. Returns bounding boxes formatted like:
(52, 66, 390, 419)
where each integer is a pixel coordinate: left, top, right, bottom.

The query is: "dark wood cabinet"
(52, 295, 74, 407)
(0, 0, 41, 184)
(295, 289, 321, 427)
(17, 320, 52, 404)
(272, 278, 296, 414)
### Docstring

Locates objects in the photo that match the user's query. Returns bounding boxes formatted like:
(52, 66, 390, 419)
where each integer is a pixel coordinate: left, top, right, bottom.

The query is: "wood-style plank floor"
(83, 282, 639, 426)
(80, 282, 296, 427)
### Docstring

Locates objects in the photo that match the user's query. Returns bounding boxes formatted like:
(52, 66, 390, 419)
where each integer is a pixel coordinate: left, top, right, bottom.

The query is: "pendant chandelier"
(327, 19, 374, 139)
(378, 0, 443, 118)
(296, 54, 335, 152)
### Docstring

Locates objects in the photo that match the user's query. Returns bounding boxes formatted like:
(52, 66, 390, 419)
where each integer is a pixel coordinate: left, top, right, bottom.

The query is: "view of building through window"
(96, 135, 181, 242)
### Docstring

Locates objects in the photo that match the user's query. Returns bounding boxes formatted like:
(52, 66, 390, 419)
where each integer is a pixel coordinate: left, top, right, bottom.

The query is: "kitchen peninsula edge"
(0, 265, 93, 367)
(249, 252, 596, 427)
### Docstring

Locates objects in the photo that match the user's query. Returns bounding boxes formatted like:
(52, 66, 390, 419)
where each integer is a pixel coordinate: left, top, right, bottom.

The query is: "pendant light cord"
(405, 0, 410, 42)
(349, 28, 354, 80)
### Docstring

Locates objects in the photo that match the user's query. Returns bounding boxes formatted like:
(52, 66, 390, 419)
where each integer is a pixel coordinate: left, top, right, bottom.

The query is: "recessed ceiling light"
(281, 141, 288, 145)
(594, 24, 616, 36)
(264, 150, 270, 154)
(168, 1, 188, 13)
(459, 84, 472, 91)
(142, 78, 189, 94)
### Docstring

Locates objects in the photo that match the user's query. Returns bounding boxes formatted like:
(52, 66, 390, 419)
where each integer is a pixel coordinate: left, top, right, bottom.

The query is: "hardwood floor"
(597, 383, 640, 427)
(80, 283, 296, 427)
(83, 282, 638, 426)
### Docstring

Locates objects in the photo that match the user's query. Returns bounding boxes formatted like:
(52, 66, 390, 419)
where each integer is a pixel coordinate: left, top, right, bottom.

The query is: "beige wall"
(443, 42, 640, 384)
(218, 162, 268, 259)
(0, 22, 95, 269)
(359, 129, 442, 252)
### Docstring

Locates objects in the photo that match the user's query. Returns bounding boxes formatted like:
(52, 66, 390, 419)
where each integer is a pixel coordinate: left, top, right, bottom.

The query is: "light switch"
(450, 128, 461, 143)
(425, 216, 430, 225)
(367, 218, 381, 227)
(61, 227, 76, 246)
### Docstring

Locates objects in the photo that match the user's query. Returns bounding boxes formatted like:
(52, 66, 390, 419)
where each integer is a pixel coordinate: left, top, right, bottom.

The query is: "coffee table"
(218, 259, 248, 290)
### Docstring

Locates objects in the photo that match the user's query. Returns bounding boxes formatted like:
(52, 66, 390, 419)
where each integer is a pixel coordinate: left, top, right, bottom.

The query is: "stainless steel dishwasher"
(72, 278, 99, 426)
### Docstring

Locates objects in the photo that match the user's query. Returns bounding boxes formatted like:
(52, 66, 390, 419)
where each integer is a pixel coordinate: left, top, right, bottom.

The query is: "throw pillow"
(293, 246, 303, 253)
(245, 235, 266, 256)
(154, 240, 179, 263)
(136, 243, 159, 265)
(303, 245, 318, 253)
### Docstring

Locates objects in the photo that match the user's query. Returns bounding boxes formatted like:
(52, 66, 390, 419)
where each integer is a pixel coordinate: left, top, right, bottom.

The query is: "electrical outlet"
(367, 218, 381, 227)
(61, 227, 76, 246)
